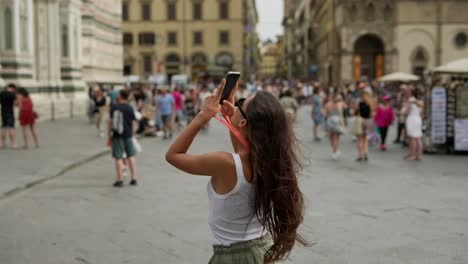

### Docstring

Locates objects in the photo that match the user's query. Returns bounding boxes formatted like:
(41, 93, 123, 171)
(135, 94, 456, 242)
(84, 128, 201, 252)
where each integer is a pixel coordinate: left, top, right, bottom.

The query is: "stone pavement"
(0, 108, 467, 264)
(0, 118, 109, 199)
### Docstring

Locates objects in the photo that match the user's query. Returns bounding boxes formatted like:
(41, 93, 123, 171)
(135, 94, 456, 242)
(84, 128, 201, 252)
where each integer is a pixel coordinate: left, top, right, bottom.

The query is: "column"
(34, 0, 62, 90)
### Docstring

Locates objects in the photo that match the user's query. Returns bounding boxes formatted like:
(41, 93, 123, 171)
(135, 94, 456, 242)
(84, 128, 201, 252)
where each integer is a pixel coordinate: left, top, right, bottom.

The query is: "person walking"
(93, 86, 107, 137)
(108, 86, 119, 106)
(280, 90, 299, 122)
(166, 81, 309, 263)
(311, 87, 324, 142)
(184, 88, 197, 125)
(17, 88, 39, 149)
(108, 89, 138, 187)
(354, 91, 374, 162)
(171, 86, 184, 129)
(0, 83, 17, 149)
(324, 93, 347, 160)
(375, 95, 395, 151)
(394, 84, 408, 145)
(157, 87, 175, 139)
(404, 89, 424, 161)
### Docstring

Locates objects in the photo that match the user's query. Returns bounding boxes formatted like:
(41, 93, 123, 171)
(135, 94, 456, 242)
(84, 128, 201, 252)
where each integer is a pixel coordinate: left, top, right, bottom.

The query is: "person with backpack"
(166, 80, 309, 263)
(108, 89, 138, 187)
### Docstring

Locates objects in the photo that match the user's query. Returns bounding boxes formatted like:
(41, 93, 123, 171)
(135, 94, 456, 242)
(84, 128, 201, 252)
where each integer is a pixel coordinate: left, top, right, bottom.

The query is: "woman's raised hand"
(201, 79, 226, 117)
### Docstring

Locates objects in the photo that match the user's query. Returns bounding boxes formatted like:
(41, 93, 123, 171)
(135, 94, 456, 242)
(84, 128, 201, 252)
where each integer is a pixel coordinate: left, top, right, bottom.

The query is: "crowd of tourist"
(86, 78, 425, 167)
(0, 76, 425, 188)
(307, 80, 424, 161)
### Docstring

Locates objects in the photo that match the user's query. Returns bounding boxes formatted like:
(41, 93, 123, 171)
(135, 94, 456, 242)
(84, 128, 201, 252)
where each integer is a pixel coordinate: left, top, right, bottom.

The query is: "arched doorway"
(215, 52, 234, 71)
(191, 52, 207, 79)
(165, 53, 181, 81)
(353, 34, 384, 81)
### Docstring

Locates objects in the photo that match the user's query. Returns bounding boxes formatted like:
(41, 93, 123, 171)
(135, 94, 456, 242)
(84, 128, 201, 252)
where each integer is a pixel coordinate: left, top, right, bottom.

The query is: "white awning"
(378, 72, 420, 82)
(433, 57, 468, 74)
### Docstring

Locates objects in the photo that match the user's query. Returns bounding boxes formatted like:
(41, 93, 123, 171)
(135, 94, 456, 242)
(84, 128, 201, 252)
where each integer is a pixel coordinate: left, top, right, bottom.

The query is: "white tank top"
(207, 153, 265, 246)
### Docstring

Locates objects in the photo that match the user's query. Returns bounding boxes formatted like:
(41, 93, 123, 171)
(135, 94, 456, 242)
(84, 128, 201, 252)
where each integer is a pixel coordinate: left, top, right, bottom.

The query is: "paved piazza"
(0, 108, 467, 264)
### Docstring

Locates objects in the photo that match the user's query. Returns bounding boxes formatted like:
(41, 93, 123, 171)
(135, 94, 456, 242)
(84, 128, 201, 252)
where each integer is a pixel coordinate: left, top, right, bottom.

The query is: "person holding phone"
(404, 88, 424, 161)
(166, 79, 309, 263)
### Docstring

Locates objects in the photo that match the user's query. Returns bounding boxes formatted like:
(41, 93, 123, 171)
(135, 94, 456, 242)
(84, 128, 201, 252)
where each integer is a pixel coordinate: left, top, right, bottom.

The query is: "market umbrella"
(378, 72, 420, 82)
(433, 57, 468, 74)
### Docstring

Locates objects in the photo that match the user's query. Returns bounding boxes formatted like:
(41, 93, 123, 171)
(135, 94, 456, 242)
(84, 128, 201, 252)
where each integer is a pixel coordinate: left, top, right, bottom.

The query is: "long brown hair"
(246, 91, 309, 263)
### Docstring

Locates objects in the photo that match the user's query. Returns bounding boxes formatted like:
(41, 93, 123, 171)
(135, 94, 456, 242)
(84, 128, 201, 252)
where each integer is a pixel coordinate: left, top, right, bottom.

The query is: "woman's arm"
(166, 80, 231, 177)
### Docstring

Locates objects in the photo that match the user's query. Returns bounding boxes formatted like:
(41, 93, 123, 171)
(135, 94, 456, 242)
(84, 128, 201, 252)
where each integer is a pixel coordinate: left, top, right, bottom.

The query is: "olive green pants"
(208, 236, 272, 264)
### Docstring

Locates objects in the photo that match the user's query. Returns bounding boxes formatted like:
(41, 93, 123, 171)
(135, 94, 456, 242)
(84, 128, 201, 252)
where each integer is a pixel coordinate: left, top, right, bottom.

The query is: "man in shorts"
(157, 87, 175, 139)
(0, 83, 17, 149)
(109, 89, 138, 187)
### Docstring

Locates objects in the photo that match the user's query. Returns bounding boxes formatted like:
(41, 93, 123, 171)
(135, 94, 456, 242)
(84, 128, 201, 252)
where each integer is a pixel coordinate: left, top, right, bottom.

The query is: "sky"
(255, 0, 284, 42)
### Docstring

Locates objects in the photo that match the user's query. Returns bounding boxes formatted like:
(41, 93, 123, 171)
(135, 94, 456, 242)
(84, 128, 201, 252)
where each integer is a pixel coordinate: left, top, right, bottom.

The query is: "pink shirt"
(375, 105, 395, 128)
(172, 92, 183, 110)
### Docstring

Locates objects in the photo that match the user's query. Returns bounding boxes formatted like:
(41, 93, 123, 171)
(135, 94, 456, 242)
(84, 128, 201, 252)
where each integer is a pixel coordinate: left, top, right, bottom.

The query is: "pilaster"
(34, 0, 63, 90)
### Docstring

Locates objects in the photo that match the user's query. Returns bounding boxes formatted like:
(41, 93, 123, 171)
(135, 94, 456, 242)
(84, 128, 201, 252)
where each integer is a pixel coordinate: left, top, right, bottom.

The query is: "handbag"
(351, 116, 363, 136)
(33, 111, 39, 119)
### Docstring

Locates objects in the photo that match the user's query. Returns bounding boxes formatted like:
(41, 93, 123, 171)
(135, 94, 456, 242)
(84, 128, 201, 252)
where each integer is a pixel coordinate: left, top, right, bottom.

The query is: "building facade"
(285, 0, 468, 85)
(259, 39, 285, 79)
(122, 0, 259, 82)
(0, 0, 123, 120)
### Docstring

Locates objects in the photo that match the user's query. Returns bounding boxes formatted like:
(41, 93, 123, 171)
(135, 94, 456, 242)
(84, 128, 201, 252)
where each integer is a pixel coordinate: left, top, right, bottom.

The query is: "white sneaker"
(331, 153, 337, 160)
(336, 150, 341, 158)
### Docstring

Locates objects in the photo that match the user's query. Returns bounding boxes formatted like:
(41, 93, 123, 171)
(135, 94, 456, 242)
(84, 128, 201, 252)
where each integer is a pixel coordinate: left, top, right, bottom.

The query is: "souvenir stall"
(426, 58, 468, 153)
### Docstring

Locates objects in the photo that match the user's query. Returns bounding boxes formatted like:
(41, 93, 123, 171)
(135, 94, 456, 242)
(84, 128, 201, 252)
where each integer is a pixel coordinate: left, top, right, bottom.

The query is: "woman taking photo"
(354, 91, 374, 162)
(166, 80, 308, 263)
(404, 89, 424, 161)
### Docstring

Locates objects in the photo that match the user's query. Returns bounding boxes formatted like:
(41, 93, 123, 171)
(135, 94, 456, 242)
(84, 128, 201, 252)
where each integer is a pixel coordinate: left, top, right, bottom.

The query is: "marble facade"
(0, 0, 123, 120)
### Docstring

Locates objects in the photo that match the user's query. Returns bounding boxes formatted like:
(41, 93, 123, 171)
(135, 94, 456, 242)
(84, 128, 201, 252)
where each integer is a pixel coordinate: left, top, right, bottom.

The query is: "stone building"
(285, 0, 468, 84)
(122, 0, 259, 82)
(259, 40, 279, 79)
(0, 0, 123, 120)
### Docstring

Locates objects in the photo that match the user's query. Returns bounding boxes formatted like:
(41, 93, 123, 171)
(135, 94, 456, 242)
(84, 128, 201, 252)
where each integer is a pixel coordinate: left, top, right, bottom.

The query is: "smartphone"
(220, 71, 240, 104)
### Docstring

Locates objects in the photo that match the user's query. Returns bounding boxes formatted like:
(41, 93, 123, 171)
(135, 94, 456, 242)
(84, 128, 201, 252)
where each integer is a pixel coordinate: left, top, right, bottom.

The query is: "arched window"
(62, 24, 69, 57)
(4, 8, 13, 50)
(191, 52, 207, 65)
(411, 47, 428, 77)
(165, 53, 181, 74)
(215, 52, 233, 69)
(166, 53, 181, 65)
(366, 2, 375, 21)
(383, 3, 393, 21)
